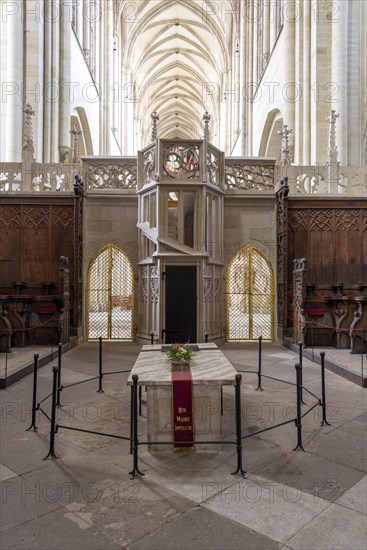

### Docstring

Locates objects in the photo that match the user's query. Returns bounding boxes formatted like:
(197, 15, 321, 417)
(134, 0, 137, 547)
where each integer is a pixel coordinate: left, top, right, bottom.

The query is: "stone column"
(269, 0, 277, 50)
(83, 5, 90, 61)
(302, 0, 311, 164)
(263, 0, 270, 62)
(1, 0, 23, 161)
(332, 0, 349, 165)
(50, 0, 60, 161)
(106, 0, 114, 153)
(282, 1, 296, 160)
(22, 0, 44, 162)
(239, 10, 246, 155)
(59, 3, 72, 162)
(43, 5, 52, 162)
(246, 1, 254, 156)
(98, 1, 105, 153)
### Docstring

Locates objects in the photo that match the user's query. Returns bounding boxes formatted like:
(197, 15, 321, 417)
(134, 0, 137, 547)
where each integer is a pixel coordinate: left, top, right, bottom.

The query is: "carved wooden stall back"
(286, 199, 367, 351)
(0, 186, 83, 350)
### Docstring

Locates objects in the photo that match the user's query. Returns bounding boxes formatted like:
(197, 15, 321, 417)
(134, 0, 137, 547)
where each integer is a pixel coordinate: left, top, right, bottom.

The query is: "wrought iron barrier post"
(320, 352, 331, 426)
(231, 374, 245, 477)
(204, 333, 208, 343)
(56, 343, 63, 407)
(130, 385, 133, 454)
(293, 363, 305, 451)
(44, 366, 59, 459)
(97, 336, 104, 393)
(129, 375, 144, 478)
(150, 332, 154, 345)
(26, 354, 39, 431)
(298, 341, 305, 404)
(256, 335, 263, 390)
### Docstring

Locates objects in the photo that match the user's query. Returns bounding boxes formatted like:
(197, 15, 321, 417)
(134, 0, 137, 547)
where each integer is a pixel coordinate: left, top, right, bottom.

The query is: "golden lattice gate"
(86, 244, 134, 340)
(227, 245, 274, 340)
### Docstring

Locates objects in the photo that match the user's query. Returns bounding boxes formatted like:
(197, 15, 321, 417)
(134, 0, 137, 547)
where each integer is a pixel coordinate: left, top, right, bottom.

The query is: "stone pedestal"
(128, 343, 236, 453)
(147, 385, 222, 452)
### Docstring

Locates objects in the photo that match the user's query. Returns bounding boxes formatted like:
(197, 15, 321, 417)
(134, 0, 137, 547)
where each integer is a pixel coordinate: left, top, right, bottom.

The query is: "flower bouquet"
(166, 344, 194, 371)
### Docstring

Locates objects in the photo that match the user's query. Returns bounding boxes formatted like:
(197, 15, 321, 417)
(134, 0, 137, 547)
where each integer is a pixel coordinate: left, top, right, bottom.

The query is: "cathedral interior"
(0, 2, 366, 549)
(0, 0, 366, 356)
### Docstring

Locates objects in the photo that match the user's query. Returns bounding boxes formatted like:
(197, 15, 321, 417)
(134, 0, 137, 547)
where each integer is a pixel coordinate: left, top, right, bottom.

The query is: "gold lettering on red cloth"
(171, 365, 194, 450)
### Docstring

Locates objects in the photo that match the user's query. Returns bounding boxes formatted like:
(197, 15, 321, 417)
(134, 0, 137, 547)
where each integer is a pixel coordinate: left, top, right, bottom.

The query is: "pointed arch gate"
(86, 244, 134, 340)
(227, 245, 274, 340)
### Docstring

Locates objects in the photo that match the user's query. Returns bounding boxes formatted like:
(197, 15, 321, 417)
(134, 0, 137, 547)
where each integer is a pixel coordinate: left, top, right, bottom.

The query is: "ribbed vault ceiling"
(118, 0, 236, 146)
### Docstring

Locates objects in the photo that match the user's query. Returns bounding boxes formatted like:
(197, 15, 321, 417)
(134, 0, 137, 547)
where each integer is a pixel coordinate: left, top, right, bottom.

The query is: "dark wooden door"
(165, 266, 197, 343)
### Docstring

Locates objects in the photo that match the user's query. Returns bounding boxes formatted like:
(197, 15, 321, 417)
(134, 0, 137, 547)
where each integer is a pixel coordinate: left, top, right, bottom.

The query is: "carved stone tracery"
(150, 265, 159, 303)
(225, 163, 274, 191)
(204, 266, 212, 303)
(86, 162, 137, 189)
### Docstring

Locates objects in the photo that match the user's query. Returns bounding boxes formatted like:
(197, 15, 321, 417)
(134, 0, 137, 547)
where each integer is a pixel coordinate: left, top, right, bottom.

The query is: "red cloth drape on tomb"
(171, 365, 195, 450)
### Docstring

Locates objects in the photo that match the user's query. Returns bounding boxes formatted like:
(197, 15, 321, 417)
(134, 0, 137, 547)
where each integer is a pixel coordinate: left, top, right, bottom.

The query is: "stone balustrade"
(279, 164, 367, 197)
(0, 162, 80, 193)
(82, 156, 137, 191)
(224, 158, 276, 192)
(1, 155, 365, 198)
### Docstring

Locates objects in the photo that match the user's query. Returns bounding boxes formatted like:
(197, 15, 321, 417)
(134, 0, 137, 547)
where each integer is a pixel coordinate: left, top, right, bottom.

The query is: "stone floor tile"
(21, 452, 131, 506)
(92, 445, 179, 473)
(0, 463, 18, 482)
(0, 429, 91, 476)
(140, 452, 240, 503)
(307, 419, 367, 472)
(285, 503, 367, 550)
(0, 477, 63, 532)
(253, 450, 366, 501)
(75, 477, 196, 548)
(336, 476, 367, 515)
(126, 506, 281, 550)
(0, 507, 121, 550)
(1, 341, 366, 550)
(202, 473, 330, 544)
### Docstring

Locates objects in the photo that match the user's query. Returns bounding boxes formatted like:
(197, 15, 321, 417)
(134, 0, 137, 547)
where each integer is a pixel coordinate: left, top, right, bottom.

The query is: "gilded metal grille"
(86, 244, 133, 340)
(227, 246, 274, 340)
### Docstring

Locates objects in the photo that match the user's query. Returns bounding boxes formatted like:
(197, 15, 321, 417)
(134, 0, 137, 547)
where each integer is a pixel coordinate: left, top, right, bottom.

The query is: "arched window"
(227, 246, 274, 340)
(86, 244, 134, 340)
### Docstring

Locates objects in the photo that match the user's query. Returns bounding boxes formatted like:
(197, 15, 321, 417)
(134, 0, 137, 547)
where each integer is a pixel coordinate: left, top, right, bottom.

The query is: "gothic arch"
(86, 244, 134, 340)
(258, 109, 283, 159)
(70, 108, 94, 158)
(227, 245, 274, 341)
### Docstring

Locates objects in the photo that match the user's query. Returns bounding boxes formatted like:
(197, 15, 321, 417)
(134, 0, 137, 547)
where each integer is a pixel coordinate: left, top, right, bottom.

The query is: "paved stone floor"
(0, 342, 366, 550)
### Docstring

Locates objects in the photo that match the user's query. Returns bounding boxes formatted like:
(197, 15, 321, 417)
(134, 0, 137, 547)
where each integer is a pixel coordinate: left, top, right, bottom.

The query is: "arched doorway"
(227, 246, 274, 340)
(86, 244, 134, 340)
